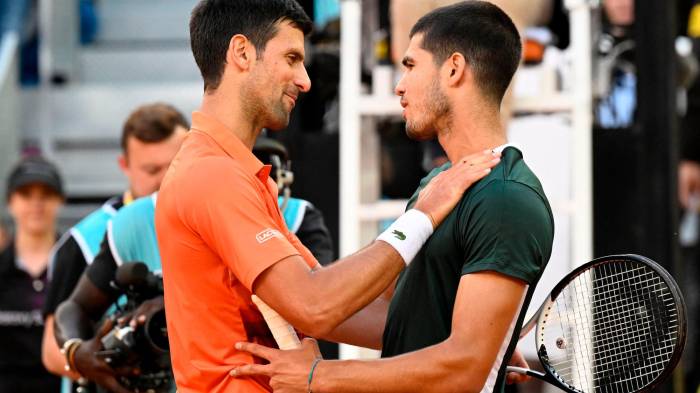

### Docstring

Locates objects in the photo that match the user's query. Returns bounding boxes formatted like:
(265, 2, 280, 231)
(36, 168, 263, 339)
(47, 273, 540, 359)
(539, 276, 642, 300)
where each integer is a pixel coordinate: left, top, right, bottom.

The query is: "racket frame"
(510, 254, 687, 393)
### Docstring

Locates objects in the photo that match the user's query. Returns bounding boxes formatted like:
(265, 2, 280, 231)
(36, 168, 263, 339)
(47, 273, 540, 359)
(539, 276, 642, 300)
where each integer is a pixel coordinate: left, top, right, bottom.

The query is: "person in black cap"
(0, 155, 64, 392)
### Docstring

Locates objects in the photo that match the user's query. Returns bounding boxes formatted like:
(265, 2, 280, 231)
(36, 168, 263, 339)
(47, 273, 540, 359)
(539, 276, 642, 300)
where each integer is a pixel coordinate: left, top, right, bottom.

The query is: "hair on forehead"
(409, 1, 521, 104)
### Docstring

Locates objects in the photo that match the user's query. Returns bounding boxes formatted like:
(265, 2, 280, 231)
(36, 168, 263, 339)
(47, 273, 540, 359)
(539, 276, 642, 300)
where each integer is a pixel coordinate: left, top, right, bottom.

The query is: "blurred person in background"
(41, 103, 189, 393)
(0, 156, 64, 392)
(594, 0, 636, 129)
(679, 0, 700, 213)
(678, 1, 700, 392)
(0, 221, 9, 251)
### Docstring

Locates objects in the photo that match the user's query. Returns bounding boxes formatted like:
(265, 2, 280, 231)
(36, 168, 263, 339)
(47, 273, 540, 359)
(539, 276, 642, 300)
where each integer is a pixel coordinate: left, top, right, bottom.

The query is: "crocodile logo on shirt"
(392, 230, 406, 241)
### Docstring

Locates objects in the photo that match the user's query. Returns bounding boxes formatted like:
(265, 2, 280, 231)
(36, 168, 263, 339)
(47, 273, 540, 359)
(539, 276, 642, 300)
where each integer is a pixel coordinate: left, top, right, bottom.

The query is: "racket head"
(534, 254, 687, 393)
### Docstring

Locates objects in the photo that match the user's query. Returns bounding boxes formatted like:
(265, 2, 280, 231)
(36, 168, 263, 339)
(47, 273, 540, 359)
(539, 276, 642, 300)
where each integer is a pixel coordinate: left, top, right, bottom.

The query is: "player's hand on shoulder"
(414, 149, 500, 227)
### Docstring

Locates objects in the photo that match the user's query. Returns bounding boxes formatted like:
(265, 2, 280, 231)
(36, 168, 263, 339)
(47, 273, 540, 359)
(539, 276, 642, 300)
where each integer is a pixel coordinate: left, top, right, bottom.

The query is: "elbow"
(294, 302, 342, 338)
(439, 368, 488, 393)
(432, 343, 490, 393)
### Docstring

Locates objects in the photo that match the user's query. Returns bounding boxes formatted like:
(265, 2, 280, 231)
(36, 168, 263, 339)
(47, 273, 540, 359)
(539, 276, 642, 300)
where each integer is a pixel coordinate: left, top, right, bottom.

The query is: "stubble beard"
(241, 73, 292, 132)
(405, 78, 451, 141)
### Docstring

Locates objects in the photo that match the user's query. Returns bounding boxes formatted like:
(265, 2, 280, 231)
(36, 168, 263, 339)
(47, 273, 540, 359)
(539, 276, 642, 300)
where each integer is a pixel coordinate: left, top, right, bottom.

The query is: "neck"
(199, 88, 261, 150)
(15, 228, 55, 275)
(437, 101, 506, 163)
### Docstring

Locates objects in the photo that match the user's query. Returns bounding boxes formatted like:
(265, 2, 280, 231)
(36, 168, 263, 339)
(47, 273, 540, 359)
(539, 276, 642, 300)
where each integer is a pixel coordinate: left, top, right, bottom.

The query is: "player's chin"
(405, 124, 435, 142)
(266, 114, 291, 131)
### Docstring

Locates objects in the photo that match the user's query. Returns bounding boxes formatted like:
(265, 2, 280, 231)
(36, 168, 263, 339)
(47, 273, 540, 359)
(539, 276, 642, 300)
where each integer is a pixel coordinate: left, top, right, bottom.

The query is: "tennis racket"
(507, 254, 687, 393)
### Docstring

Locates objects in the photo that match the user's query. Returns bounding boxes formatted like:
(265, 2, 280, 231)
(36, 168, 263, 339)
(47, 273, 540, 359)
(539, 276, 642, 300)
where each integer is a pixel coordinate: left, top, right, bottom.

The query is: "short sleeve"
(43, 235, 88, 317)
(181, 159, 301, 291)
(459, 181, 553, 284)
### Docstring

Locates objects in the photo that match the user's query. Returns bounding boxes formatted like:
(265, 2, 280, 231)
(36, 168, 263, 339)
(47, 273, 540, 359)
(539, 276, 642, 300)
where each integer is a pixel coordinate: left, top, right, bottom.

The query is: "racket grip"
(506, 366, 545, 379)
(251, 295, 302, 350)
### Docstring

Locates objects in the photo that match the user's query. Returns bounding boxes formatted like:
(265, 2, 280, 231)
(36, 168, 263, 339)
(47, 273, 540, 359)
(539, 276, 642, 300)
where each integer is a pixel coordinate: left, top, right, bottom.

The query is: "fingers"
(129, 315, 147, 329)
(505, 371, 531, 385)
(97, 318, 115, 338)
(235, 341, 277, 361)
(455, 149, 501, 167)
(101, 376, 133, 393)
(229, 363, 273, 378)
(454, 159, 498, 188)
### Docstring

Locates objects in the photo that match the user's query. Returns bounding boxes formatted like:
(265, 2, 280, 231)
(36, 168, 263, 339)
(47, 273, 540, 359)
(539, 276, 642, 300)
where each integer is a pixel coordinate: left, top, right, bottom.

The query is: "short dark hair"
(190, 0, 313, 91)
(121, 103, 189, 154)
(410, 1, 521, 104)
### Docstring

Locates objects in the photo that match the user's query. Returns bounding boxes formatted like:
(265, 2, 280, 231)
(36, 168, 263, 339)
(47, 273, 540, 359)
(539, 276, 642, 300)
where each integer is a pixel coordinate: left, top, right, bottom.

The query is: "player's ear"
(227, 34, 256, 71)
(117, 153, 128, 173)
(445, 52, 467, 87)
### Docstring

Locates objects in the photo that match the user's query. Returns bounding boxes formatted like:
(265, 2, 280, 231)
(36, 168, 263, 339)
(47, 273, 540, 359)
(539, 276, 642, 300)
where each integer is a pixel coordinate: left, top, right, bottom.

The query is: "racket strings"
(592, 261, 678, 393)
(539, 260, 680, 393)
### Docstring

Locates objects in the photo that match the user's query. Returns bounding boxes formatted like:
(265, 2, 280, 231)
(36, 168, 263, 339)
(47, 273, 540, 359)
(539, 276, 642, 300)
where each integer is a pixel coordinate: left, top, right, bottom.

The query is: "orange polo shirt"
(155, 111, 317, 392)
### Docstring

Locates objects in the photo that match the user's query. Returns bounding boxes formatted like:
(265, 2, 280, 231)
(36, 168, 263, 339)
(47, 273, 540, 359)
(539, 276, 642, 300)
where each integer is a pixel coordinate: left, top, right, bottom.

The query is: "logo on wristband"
(392, 230, 406, 241)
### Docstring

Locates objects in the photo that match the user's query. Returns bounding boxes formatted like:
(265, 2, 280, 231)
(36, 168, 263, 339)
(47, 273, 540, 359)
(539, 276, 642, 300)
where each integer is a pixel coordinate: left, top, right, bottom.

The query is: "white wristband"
(376, 209, 434, 265)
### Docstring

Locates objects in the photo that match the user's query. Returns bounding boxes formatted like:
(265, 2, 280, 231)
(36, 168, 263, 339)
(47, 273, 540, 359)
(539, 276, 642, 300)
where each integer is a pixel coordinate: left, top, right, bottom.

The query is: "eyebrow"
(287, 48, 305, 62)
(401, 56, 414, 67)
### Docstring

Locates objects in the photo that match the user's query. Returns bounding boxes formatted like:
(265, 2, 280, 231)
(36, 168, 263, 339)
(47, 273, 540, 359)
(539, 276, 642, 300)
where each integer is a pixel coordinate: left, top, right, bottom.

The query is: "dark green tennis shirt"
(381, 146, 554, 392)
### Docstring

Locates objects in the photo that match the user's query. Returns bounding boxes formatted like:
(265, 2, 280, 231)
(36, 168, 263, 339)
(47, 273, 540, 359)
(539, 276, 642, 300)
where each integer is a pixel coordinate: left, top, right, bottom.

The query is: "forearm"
(257, 241, 403, 337)
(54, 300, 97, 346)
(42, 315, 81, 379)
(321, 296, 389, 349)
(313, 339, 487, 393)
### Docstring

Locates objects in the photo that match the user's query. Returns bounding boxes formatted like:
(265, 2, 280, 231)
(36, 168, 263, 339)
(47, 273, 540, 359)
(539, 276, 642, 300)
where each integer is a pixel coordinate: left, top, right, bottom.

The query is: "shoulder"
(176, 156, 253, 200)
(51, 231, 81, 259)
(113, 194, 156, 226)
(73, 199, 120, 234)
(467, 179, 552, 226)
(48, 233, 84, 278)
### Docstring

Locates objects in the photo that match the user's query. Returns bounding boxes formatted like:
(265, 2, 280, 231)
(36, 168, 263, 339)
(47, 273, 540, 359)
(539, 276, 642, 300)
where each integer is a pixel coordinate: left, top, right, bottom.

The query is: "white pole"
(566, 0, 594, 268)
(339, 0, 363, 360)
(339, 0, 362, 259)
(565, 1, 594, 390)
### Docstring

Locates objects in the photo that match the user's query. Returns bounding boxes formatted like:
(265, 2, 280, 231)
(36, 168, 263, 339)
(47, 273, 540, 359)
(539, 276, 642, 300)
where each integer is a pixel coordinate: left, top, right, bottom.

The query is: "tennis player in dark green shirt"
(232, 2, 554, 392)
(382, 144, 553, 392)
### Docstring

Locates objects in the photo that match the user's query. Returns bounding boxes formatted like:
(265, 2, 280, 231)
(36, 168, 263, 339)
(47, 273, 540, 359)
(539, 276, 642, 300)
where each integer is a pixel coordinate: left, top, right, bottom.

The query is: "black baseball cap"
(6, 156, 64, 199)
